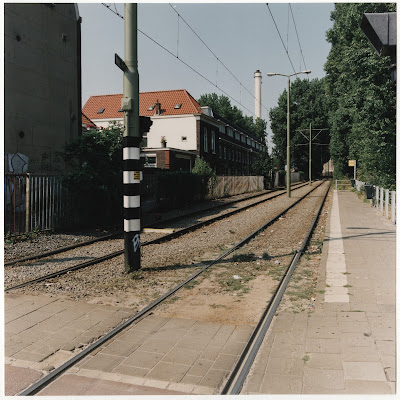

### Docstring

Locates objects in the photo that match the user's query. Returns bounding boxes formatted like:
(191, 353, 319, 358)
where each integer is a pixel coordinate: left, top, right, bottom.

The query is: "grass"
(184, 280, 199, 290)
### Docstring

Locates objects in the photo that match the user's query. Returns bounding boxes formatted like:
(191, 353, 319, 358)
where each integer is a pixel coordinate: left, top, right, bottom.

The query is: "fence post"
(25, 174, 30, 232)
(380, 187, 384, 215)
(335, 179, 337, 190)
(385, 189, 389, 219)
(391, 191, 396, 224)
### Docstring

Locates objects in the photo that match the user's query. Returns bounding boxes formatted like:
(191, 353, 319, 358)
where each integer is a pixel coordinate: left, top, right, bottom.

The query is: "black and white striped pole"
(118, 3, 141, 272)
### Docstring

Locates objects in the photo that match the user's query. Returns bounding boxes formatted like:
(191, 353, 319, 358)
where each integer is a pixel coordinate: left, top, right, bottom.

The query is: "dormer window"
(97, 108, 105, 114)
(148, 105, 155, 111)
(174, 103, 182, 109)
(118, 109, 123, 112)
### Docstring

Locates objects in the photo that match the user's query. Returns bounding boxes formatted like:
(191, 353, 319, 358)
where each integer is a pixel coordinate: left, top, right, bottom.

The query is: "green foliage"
(192, 157, 215, 179)
(324, 3, 396, 187)
(198, 93, 267, 142)
(251, 148, 272, 186)
(270, 78, 330, 179)
(62, 122, 124, 228)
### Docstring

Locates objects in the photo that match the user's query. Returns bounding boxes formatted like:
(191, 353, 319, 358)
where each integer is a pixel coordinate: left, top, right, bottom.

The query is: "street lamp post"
(267, 70, 311, 197)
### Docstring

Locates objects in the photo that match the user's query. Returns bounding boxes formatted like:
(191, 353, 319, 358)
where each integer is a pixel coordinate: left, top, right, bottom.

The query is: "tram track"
(5, 183, 307, 267)
(5, 181, 310, 292)
(17, 181, 330, 396)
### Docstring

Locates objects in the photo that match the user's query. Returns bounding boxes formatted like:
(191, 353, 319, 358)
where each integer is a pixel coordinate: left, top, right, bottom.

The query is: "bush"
(61, 123, 123, 229)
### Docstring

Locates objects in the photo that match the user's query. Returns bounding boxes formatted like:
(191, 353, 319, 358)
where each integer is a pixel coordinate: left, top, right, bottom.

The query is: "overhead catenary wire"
(102, 3, 258, 118)
(266, 3, 296, 75)
(289, 4, 308, 73)
(169, 3, 268, 115)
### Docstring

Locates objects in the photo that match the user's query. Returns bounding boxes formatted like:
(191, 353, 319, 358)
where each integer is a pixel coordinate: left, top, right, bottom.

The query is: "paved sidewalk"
(242, 189, 396, 394)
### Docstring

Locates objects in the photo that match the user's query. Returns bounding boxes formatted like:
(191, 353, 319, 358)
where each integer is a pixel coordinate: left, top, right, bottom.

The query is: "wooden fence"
(4, 173, 64, 236)
(208, 176, 264, 199)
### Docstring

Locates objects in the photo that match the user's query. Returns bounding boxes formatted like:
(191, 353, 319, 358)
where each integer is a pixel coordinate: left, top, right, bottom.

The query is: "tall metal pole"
(122, 3, 141, 272)
(287, 77, 291, 198)
(309, 122, 312, 185)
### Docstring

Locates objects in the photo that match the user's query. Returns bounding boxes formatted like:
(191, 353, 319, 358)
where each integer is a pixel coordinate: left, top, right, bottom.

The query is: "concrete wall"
(4, 3, 81, 172)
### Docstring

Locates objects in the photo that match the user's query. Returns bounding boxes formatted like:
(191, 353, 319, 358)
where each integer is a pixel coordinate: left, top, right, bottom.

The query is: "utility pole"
(121, 4, 141, 272)
(296, 125, 329, 184)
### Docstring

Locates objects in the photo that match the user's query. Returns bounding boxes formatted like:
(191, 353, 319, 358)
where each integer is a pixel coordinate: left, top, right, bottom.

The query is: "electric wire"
(289, 4, 308, 72)
(169, 3, 268, 115)
(266, 3, 296, 74)
(101, 3, 257, 118)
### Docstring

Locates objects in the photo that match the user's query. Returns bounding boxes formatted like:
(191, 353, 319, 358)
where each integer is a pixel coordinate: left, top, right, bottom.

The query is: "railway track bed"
(5, 181, 332, 395)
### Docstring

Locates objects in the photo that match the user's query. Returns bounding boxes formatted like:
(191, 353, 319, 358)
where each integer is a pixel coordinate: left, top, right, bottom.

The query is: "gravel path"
(6, 182, 329, 317)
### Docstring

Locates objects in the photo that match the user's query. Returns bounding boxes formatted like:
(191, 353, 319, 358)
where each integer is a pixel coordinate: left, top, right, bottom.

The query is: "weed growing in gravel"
(130, 271, 144, 280)
(262, 252, 271, 260)
(232, 253, 256, 262)
(229, 229, 236, 234)
(184, 280, 199, 290)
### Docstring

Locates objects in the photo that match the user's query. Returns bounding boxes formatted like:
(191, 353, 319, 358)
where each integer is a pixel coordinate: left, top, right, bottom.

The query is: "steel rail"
(5, 182, 313, 292)
(5, 182, 308, 267)
(222, 183, 330, 395)
(19, 182, 326, 396)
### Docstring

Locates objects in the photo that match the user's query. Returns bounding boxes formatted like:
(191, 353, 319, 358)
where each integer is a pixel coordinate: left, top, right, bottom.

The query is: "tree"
(62, 122, 123, 228)
(198, 93, 267, 142)
(269, 78, 330, 179)
(324, 3, 396, 187)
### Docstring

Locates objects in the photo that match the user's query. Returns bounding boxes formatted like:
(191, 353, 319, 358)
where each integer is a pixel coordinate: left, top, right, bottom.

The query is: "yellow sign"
(133, 171, 140, 180)
(348, 160, 355, 167)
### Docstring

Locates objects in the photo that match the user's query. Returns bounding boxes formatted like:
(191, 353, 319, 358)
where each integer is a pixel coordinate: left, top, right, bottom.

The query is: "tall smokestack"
(254, 70, 262, 119)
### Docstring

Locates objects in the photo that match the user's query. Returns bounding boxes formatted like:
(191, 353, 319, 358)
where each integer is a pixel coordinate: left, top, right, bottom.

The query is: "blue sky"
(79, 2, 334, 147)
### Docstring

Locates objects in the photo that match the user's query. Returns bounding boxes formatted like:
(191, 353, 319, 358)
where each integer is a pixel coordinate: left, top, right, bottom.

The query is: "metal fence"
(4, 173, 64, 236)
(336, 179, 396, 225)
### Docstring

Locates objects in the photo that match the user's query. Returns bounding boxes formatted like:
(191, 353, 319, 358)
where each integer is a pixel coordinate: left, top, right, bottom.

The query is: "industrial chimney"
(254, 70, 262, 119)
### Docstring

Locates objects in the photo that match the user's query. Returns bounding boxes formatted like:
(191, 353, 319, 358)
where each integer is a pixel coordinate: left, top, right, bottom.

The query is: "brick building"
(83, 89, 266, 174)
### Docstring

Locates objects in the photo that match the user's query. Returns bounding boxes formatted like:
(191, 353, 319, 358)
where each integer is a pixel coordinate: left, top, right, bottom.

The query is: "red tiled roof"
(82, 89, 203, 120)
(81, 112, 97, 128)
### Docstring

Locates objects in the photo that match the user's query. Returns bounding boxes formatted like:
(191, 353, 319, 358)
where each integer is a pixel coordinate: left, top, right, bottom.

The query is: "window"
(144, 155, 156, 167)
(118, 109, 123, 112)
(174, 103, 182, 109)
(181, 136, 187, 142)
(227, 127, 233, 137)
(204, 127, 208, 152)
(211, 131, 216, 153)
(97, 108, 105, 114)
(219, 145, 222, 158)
(147, 105, 155, 111)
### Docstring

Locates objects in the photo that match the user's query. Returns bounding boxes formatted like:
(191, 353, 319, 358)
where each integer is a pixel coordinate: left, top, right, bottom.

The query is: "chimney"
(254, 70, 262, 119)
(154, 100, 161, 115)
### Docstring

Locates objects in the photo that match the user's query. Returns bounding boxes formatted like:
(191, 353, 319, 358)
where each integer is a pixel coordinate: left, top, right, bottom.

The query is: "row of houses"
(82, 90, 266, 175)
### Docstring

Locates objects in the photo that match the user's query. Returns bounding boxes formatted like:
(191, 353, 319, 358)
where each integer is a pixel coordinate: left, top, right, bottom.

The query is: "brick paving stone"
(134, 316, 169, 332)
(138, 337, 179, 354)
(338, 320, 371, 333)
(306, 353, 342, 370)
(176, 336, 212, 352)
(5, 364, 44, 396)
(11, 350, 48, 363)
(24, 338, 65, 358)
(345, 380, 394, 394)
(100, 339, 140, 357)
(117, 328, 150, 343)
(343, 362, 386, 381)
(201, 344, 223, 360)
(340, 332, 374, 348)
(208, 324, 236, 346)
(303, 367, 345, 390)
(80, 353, 125, 372)
(181, 374, 202, 385)
(259, 373, 303, 394)
(162, 347, 201, 365)
(199, 368, 230, 388)
(307, 325, 340, 339)
(112, 364, 149, 377)
(341, 345, 381, 362)
(265, 357, 304, 376)
(123, 350, 164, 369)
(220, 340, 245, 356)
(186, 320, 222, 338)
(146, 361, 190, 382)
(5, 318, 37, 335)
(212, 353, 238, 370)
(188, 359, 213, 377)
